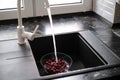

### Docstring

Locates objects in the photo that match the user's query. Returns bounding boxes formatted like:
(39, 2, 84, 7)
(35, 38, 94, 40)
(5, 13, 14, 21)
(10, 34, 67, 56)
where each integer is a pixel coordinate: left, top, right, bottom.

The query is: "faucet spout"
(17, 0, 22, 28)
(17, 0, 39, 45)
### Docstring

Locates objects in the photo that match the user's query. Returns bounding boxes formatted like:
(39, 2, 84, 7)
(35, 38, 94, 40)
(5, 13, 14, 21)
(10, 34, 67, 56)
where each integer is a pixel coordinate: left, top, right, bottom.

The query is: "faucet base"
(17, 25, 39, 45)
(17, 26, 26, 45)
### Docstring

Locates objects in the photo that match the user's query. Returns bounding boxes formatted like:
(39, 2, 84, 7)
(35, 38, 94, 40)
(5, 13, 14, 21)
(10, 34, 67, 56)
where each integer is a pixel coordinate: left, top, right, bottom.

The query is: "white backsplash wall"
(93, 0, 120, 23)
(93, 0, 116, 23)
(35, 0, 93, 16)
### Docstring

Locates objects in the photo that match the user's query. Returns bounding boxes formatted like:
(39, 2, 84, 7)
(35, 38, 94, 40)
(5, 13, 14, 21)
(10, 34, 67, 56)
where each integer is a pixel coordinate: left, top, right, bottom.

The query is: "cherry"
(44, 58, 68, 74)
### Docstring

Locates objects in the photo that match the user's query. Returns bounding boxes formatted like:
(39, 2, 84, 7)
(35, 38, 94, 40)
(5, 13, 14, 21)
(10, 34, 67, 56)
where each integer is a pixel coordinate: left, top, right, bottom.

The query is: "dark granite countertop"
(0, 12, 120, 80)
(0, 32, 120, 80)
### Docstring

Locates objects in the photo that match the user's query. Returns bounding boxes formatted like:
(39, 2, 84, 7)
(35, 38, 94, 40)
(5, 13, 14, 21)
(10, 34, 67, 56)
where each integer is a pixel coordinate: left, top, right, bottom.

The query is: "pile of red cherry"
(44, 58, 68, 74)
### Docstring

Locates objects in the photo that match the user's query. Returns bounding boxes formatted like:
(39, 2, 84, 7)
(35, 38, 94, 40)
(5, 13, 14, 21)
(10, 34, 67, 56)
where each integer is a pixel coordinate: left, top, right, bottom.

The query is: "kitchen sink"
(28, 30, 120, 79)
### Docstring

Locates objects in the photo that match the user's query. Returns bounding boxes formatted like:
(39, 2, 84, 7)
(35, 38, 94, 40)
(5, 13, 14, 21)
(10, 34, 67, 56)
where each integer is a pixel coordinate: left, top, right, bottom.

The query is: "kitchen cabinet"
(93, 0, 120, 23)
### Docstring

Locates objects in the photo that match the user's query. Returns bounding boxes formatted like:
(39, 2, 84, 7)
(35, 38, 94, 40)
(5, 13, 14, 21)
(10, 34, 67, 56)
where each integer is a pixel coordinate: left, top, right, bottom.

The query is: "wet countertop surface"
(0, 12, 120, 80)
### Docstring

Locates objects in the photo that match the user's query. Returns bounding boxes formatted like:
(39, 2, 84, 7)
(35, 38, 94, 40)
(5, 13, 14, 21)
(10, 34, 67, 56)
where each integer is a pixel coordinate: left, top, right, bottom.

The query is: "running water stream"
(47, 7, 58, 62)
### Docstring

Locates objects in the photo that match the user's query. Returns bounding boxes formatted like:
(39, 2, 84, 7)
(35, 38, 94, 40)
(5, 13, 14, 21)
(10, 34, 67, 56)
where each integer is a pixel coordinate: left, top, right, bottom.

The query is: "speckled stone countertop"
(0, 36, 120, 80)
(0, 12, 120, 80)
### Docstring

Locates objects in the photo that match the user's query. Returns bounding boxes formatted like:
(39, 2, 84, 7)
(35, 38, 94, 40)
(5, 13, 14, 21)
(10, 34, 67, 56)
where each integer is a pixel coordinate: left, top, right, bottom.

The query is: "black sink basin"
(28, 30, 120, 79)
(98, 75, 120, 80)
